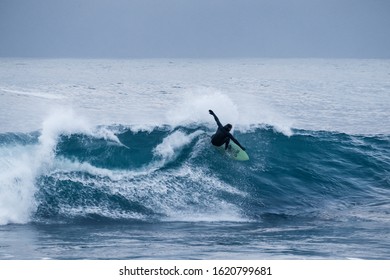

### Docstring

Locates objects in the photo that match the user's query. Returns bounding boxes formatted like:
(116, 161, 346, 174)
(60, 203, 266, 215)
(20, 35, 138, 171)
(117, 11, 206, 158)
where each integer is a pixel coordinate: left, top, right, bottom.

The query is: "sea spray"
(0, 145, 37, 225)
(0, 108, 106, 224)
(166, 89, 294, 136)
(153, 130, 204, 163)
(167, 89, 239, 128)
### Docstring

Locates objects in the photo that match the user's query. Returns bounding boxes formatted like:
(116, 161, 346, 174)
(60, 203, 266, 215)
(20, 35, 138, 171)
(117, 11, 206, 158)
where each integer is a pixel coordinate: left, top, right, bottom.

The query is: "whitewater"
(0, 58, 389, 259)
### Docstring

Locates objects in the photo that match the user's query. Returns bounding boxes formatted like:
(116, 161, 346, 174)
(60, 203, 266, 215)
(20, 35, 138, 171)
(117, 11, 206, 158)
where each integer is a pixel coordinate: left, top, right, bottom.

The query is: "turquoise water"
(0, 59, 389, 259)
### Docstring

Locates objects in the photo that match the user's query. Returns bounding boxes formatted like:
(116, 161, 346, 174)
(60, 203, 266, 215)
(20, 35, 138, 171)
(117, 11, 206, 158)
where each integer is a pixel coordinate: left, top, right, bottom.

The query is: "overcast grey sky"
(1, 0, 389, 58)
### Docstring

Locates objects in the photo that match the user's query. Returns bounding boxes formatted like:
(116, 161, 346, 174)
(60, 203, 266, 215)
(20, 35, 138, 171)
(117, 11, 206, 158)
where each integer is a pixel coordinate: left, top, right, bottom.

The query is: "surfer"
(209, 110, 246, 151)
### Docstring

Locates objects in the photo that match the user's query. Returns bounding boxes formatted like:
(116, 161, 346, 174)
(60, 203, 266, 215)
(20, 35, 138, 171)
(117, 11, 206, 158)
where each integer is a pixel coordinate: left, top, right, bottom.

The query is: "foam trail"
(94, 126, 123, 145)
(153, 129, 204, 164)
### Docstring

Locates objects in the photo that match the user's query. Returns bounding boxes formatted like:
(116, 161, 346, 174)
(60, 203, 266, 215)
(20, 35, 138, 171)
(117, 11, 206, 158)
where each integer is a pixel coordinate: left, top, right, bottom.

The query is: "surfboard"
(215, 141, 249, 161)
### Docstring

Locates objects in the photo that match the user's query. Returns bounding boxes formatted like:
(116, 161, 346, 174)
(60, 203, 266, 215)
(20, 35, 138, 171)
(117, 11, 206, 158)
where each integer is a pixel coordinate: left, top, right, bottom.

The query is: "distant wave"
(0, 87, 66, 100)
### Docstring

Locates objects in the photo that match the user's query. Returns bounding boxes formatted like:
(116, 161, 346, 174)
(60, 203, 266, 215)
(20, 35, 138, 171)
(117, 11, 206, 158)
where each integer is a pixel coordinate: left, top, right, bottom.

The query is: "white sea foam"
(153, 129, 204, 161)
(0, 146, 37, 225)
(165, 88, 294, 136)
(0, 108, 125, 225)
(168, 89, 239, 127)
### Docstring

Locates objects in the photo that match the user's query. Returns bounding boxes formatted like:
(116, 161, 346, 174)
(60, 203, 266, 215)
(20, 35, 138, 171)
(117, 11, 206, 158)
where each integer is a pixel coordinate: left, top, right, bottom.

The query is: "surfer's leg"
(224, 138, 231, 150)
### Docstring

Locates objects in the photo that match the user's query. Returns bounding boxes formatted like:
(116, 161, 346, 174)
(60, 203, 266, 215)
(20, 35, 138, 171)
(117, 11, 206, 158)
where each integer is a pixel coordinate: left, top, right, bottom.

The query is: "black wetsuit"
(210, 111, 245, 150)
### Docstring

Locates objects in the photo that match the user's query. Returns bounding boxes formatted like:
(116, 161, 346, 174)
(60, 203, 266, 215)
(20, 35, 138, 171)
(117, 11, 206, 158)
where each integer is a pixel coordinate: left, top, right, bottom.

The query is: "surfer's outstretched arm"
(209, 110, 223, 129)
(229, 134, 246, 151)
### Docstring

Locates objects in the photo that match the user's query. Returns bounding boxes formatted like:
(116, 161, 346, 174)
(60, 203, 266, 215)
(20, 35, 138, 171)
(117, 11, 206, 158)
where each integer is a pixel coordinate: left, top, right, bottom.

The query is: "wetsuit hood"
(224, 124, 232, 131)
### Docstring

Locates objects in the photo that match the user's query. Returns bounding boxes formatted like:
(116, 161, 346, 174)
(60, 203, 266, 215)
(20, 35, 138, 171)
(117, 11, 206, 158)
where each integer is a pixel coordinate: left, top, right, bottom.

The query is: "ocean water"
(0, 58, 389, 259)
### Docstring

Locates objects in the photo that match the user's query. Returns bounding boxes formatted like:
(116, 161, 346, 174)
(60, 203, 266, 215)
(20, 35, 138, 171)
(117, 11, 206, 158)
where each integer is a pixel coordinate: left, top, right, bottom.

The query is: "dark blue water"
(1, 126, 389, 259)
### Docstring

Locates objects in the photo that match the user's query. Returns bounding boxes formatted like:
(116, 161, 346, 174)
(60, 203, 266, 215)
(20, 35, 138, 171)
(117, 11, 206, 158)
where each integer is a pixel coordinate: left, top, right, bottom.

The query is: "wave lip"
(0, 109, 122, 225)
